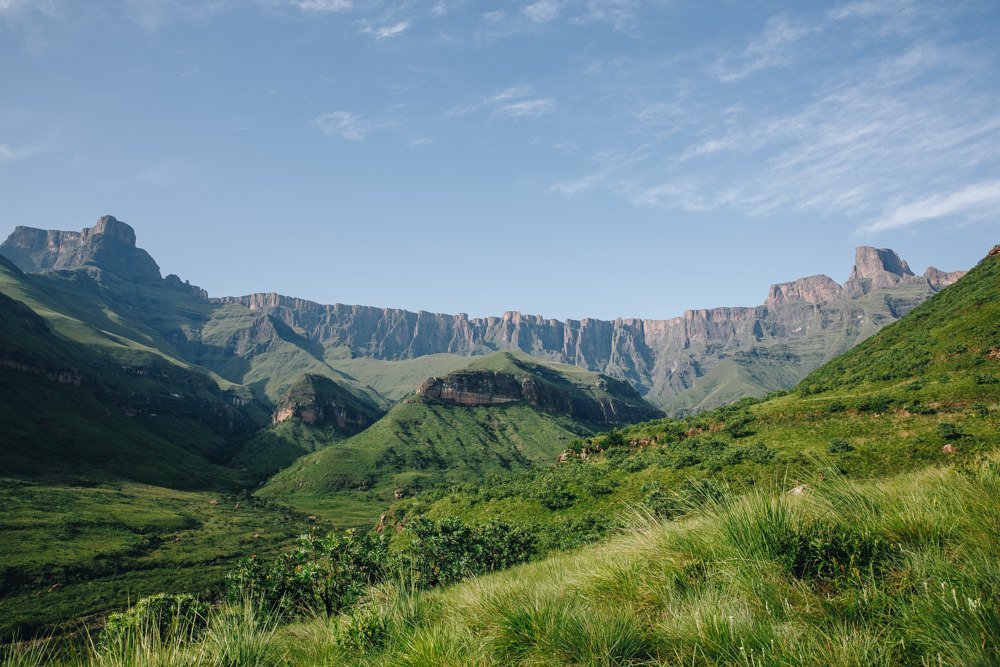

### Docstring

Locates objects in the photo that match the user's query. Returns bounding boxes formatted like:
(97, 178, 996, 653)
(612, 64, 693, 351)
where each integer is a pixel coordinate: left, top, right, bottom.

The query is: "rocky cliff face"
(415, 356, 663, 425)
(923, 266, 965, 290)
(272, 374, 382, 431)
(843, 247, 917, 296)
(767, 275, 843, 306)
(0, 216, 161, 281)
(218, 246, 964, 413)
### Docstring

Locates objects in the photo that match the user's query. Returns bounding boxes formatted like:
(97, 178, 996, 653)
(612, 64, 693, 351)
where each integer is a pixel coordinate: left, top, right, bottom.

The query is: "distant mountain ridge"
(0, 216, 966, 414)
(215, 246, 963, 412)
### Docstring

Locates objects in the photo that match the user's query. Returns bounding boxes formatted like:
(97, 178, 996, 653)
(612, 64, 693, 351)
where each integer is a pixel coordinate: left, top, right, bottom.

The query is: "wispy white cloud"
(290, 0, 351, 12)
(497, 98, 555, 118)
(448, 85, 534, 116)
(523, 0, 559, 23)
(864, 180, 1000, 233)
(312, 111, 370, 140)
(364, 19, 410, 39)
(715, 14, 816, 82)
(569, 0, 641, 33)
(544, 1, 1000, 239)
(0, 143, 43, 161)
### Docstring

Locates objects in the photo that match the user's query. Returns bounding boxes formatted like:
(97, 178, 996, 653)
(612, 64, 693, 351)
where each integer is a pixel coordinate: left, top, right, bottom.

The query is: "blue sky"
(1, 0, 998, 320)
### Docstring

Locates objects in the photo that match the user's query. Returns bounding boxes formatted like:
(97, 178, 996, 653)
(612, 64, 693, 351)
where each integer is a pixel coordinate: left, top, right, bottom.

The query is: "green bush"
(407, 517, 536, 588)
(642, 478, 729, 520)
(828, 438, 855, 454)
(99, 593, 209, 649)
(857, 394, 893, 413)
(226, 529, 391, 618)
(937, 422, 962, 441)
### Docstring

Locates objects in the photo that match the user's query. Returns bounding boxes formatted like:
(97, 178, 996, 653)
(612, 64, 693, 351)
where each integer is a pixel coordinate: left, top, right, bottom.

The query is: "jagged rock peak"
(923, 266, 965, 291)
(85, 215, 137, 245)
(0, 215, 160, 281)
(766, 275, 843, 306)
(843, 246, 916, 296)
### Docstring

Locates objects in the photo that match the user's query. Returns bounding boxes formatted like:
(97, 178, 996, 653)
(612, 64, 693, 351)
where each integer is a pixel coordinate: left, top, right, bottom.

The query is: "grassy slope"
(274, 456, 999, 666)
(386, 249, 1000, 552)
(0, 288, 251, 488)
(258, 400, 591, 523)
(260, 351, 662, 522)
(230, 375, 385, 482)
(323, 349, 474, 402)
(0, 478, 315, 639)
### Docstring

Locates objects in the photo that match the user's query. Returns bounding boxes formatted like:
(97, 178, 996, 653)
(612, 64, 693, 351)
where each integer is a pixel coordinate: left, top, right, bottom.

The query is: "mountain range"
(0, 216, 965, 418)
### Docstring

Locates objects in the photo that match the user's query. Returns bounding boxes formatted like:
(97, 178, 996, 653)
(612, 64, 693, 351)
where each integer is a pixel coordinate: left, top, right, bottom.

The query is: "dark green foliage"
(937, 422, 963, 441)
(971, 403, 990, 417)
(827, 399, 848, 412)
(828, 438, 855, 454)
(786, 522, 891, 582)
(407, 517, 536, 588)
(226, 530, 391, 617)
(337, 609, 390, 655)
(857, 394, 893, 413)
(743, 441, 777, 465)
(538, 514, 610, 551)
(99, 593, 209, 648)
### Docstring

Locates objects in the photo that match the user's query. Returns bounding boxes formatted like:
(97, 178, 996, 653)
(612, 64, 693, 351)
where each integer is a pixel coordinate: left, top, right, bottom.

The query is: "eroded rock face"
(923, 266, 965, 290)
(843, 246, 916, 296)
(271, 374, 381, 431)
(766, 275, 843, 306)
(416, 364, 662, 426)
(214, 245, 963, 413)
(0, 215, 161, 281)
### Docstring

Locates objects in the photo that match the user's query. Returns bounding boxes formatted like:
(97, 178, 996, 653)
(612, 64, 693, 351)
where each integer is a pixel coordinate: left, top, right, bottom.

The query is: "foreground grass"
(11, 454, 998, 666)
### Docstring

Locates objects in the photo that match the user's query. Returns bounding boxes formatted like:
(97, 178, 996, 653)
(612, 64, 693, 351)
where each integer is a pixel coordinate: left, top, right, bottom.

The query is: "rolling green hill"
(259, 352, 664, 521)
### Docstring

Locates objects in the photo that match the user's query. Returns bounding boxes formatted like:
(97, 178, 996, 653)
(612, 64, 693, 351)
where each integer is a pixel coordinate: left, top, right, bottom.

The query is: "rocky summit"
(0, 215, 162, 281)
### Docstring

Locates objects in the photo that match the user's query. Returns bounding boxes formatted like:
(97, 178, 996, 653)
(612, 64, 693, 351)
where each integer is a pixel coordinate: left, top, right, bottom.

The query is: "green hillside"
(230, 374, 386, 481)
(383, 248, 1000, 551)
(0, 286, 254, 489)
(260, 352, 663, 521)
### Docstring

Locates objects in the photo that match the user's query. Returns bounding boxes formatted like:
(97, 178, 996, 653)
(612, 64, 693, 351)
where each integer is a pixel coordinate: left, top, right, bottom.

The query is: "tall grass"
(7, 455, 998, 666)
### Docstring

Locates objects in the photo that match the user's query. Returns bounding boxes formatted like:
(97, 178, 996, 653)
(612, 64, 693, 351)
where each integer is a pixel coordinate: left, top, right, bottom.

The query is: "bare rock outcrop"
(0, 215, 161, 281)
(923, 266, 965, 290)
(766, 275, 843, 306)
(843, 247, 917, 296)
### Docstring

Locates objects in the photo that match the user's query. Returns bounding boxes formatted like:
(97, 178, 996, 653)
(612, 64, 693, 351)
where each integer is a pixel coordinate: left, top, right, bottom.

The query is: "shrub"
(226, 529, 391, 618)
(857, 394, 892, 413)
(535, 482, 576, 509)
(99, 593, 209, 649)
(744, 441, 777, 464)
(937, 422, 962, 441)
(642, 478, 729, 520)
(407, 518, 536, 588)
(827, 400, 848, 413)
(828, 438, 855, 454)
